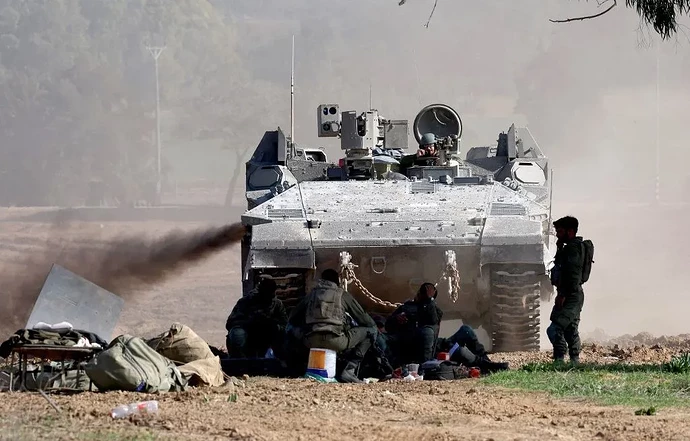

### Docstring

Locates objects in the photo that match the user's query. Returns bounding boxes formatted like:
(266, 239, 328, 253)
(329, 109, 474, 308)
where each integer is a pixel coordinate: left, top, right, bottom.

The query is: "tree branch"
(424, 0, 439, 28)
(549, 0, 618, 23)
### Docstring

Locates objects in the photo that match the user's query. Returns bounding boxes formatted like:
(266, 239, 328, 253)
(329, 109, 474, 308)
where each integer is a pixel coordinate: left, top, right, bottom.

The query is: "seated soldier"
(370, 314, 390, 357)
(385, 282, 443, 366)
(225, 278, 287, 358)
(436, 324, 509, 373)
(282, 307, 311, 377)
(290, 269, 378, 383)
(355, 314, 395, 380)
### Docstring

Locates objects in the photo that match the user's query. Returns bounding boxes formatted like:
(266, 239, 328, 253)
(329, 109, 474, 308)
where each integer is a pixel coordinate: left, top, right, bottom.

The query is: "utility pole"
(290, 35, 295, 143)
(146, 44, 165, 205)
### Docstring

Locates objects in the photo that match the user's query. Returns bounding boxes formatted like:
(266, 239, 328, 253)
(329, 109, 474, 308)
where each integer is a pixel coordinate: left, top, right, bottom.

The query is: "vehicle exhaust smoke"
(0, 223, 246, 337)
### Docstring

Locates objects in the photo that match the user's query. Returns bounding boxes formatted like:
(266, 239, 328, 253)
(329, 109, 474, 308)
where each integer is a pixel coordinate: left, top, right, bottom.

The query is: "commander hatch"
(405, 104, 486, 185)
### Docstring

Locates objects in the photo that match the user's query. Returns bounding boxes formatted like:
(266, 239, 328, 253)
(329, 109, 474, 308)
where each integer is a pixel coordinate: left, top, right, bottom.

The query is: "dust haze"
(1, 0, 689, 340)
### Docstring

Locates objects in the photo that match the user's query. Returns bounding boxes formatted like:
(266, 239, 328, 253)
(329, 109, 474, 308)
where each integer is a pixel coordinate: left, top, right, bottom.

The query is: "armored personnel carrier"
(240, 103, 554, 352)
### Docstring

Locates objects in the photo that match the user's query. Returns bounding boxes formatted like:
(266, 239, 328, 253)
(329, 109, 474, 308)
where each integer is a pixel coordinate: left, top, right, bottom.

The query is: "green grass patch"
(482, 353, 690, 408)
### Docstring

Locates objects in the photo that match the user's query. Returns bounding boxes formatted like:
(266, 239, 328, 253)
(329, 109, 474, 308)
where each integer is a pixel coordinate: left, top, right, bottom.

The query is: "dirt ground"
(3, 376, 690, 441)
(2, 209, 690, 441)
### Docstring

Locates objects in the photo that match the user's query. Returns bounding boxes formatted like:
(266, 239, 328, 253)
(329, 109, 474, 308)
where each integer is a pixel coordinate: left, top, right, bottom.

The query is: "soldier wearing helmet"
(398, 132, 441, 174)
(416, 132, 438, 159)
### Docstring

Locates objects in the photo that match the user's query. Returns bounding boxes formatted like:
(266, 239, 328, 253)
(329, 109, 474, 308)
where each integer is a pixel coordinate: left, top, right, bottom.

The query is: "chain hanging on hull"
(338, 250, 461, 311)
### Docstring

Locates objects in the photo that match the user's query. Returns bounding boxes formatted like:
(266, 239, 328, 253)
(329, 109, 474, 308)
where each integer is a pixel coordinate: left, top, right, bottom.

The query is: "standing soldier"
(547, 216, 585, 365)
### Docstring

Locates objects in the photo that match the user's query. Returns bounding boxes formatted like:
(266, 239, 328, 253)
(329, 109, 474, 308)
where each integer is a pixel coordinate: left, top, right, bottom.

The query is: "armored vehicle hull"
(240, 103, 554, 352)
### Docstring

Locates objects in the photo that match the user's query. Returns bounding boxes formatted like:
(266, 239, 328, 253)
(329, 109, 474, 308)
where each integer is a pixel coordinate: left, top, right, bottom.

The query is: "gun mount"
(240, 102, 554, 353)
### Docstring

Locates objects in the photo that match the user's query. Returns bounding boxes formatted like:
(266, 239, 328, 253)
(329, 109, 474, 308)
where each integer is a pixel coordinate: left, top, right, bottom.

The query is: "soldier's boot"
(339, 360, 363, 383)
(570, 355, 580, 365)
(552, 349, 566, 364)
(477, 358, 510, 374)
(460, 348, 509, 374)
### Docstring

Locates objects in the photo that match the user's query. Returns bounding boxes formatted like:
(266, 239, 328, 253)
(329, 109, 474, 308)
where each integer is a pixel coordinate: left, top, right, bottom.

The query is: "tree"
(0, 0, 269, 206)
(398, 0, 690, 40)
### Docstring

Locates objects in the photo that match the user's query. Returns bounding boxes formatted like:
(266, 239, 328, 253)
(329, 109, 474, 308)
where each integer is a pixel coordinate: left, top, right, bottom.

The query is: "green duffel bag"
(84, 334, 187, 393)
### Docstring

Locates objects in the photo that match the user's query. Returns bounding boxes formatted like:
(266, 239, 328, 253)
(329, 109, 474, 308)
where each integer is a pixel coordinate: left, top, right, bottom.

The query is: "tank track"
(489, 264, 541, 352)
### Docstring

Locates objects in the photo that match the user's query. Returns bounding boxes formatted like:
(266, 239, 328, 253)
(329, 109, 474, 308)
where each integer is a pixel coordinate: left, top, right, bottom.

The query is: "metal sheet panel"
(267, 208, 304, 219)
(479, 244, 545, 265)
(249, 248, 315, 269)
(310, 220, 482, 247)
(25, 264, 124, 341)
(490, 202, 527, 216)
(383, 119, 409, 150)
(481, 217, 542, 246)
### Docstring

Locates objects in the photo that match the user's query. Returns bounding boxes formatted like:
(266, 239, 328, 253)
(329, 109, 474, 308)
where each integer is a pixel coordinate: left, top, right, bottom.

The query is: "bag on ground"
(178, 356, 225, 387)
(146, 323, 214, 364)
(420, 360, 468, 380)
(84, 334, 187, 393)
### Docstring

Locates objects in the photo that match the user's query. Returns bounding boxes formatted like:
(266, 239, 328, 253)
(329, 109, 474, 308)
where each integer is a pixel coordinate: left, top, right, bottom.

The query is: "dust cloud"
(0, 222, 246, 336)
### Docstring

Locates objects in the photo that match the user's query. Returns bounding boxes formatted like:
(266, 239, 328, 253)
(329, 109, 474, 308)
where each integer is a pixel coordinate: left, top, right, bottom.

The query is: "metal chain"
(341, 265, 402, 309)
(439, 260, 461, 303)
(339, 253, 461, 309)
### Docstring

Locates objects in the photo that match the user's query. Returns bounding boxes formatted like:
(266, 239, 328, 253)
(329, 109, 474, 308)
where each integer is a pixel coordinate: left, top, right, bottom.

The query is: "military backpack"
(84, 334, 187, 393)
(580, 239, 594, 284)
(420, 360, 468, 381)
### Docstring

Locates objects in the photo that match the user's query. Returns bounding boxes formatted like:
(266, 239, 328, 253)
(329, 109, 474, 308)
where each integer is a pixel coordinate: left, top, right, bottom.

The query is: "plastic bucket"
(306, 348, 337, 378)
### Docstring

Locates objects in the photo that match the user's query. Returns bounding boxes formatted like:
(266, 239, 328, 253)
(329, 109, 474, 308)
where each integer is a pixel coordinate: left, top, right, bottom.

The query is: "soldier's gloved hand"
(417, 149, 426, 157)
(396, 313, 408, 324)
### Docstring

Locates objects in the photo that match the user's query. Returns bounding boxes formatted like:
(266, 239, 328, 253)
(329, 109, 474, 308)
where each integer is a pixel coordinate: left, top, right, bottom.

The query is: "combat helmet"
(420, 132, 436, 146)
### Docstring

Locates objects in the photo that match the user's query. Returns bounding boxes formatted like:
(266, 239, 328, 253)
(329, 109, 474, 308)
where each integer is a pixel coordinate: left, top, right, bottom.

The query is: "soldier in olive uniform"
(547, 216, 585, 364)
(225, 278, 288, 358)
(385, 282, 443, 366)
(398, 132, 441, 174)
(290, 269, 378, 383)
(436, 324, 510, 373)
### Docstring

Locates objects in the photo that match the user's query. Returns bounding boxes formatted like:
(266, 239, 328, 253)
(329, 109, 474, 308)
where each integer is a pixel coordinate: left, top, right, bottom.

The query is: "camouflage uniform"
(291, 278, 377, 382)
(385, 298, 443, 366)
(440, 324, 488, 361)
(398, 133, 441, 175)
(225, 290, 288, 358)
(398, 152, 440, 175)
(436, 324, 509, 373)
(547, 236, 585, 362)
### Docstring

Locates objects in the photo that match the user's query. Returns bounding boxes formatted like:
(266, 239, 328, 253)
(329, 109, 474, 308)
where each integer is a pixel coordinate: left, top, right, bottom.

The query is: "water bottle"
(111, 400, 159, 419)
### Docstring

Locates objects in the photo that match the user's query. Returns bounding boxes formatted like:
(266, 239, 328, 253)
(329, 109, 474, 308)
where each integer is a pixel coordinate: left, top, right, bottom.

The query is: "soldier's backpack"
(146, 323, 215, 364)
(420, 360, 468, 381)
(580, 239, 595, 284)
(84, 334, 187, 393)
